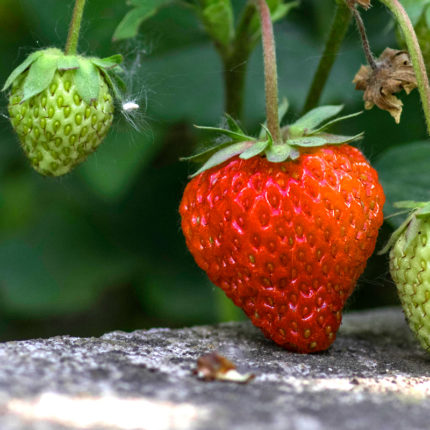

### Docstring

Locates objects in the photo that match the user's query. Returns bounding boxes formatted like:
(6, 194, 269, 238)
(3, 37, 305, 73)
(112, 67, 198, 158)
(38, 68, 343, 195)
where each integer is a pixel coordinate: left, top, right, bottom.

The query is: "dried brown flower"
(353, 48, 417, 123)
(194, 352, 255, 383)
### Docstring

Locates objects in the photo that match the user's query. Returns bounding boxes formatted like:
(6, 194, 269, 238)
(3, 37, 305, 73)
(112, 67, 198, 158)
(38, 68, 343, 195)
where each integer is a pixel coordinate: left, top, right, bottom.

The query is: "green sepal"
(3, 48, 126, 103)
(315, 132, 364, 145)
(310, 111, 363, 135)
(22, 54, 58, 102)
(194, 125, 254, 142)
(2, 50, 43, 91)
(99, 68, 123, 102)
(91, 54, 123, 70)
(290, 105, 344, 133)
(57, 55, 80, 70)
(240, 140, 269, 159)
(259, 98, 289, 139)
(75, 58, 100, 104)
(180, 140, 236, 163)
(184, 104, 363, 176)
(266, 144, 296, 162)
(394, 201, 430, 211)
(190, 141, 254, 177)
(379, 201, 430, 254)
(224, 113, 245, 135)
(286, 136, 326, 147)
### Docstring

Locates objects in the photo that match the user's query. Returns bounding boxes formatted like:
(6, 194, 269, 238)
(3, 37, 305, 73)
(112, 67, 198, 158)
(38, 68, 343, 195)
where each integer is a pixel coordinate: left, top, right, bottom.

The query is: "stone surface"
(0, 307, 430, 430)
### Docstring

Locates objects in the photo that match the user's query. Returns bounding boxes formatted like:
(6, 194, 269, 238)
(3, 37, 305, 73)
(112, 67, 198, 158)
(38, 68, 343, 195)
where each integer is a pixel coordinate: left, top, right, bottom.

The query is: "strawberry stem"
(256, 0, 281, 144)
(378, 0, 430, 135)
(65, 0, 87, 55)
(349, 4, 377, 70)
(303, 1, 352, 113)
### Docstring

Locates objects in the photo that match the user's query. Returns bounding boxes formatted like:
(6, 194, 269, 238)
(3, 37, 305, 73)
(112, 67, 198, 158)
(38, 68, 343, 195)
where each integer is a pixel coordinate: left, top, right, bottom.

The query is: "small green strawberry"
(381, 201, 430, 351)
(3, 48, 124, 176)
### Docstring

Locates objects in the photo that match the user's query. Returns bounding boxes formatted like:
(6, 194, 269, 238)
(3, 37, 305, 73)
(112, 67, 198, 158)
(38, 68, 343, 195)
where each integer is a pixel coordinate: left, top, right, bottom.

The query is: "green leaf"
(57, 55, 80, 70)
(291, 105, 344, 132)
(374, 141, 430, 228)
(2, 50, 43, 91)
(22, 54, 58, 102)
(196, 0, 234, 48)
(113, 0, 173, 41)
(190, 141, 253, 177)
(75, 58, 100, 104)
(91, 54, 123, 70)
(239, 140, 269, 159)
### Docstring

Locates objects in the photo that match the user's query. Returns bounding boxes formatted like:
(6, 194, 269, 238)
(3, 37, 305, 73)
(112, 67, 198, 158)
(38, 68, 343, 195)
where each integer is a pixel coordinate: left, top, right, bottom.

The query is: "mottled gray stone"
(0, 308, 429, 430)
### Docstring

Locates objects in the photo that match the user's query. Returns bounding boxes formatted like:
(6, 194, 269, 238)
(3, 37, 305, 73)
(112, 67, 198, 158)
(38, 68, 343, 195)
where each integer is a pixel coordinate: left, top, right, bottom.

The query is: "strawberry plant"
(2, 0, 430, 347)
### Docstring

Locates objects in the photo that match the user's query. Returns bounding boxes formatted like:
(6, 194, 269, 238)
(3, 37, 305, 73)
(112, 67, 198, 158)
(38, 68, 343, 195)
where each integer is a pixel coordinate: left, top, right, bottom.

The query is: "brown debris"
(194, 352, 255, 383)
(353, 48, 417, 123)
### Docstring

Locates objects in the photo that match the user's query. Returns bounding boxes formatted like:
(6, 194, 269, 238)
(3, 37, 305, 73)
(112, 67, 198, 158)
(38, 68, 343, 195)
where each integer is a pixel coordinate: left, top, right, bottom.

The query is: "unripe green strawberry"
(3, 48, 124, 176)
(386, 202, 430, 351)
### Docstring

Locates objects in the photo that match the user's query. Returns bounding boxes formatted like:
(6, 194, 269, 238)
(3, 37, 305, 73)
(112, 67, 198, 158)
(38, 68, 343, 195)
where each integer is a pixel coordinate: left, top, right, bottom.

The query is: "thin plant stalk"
(65, 0, 87, 55)
(256, 0, 281, 144)
(378, 0, 430, 135)
(303, 2, 352, 113)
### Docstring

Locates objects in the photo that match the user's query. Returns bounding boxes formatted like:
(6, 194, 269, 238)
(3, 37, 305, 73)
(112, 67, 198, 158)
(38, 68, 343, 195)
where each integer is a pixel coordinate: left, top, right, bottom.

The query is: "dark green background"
(0, 0, 426, 340)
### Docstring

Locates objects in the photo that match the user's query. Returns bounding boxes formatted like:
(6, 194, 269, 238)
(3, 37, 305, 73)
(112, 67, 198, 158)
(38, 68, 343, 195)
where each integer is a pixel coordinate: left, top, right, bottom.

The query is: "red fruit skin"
(180, 145, 385, 353)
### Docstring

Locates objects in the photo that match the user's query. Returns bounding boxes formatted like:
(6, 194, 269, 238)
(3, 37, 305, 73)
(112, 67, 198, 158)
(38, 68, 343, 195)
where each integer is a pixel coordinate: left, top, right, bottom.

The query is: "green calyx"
(183, 103, 363, 177)
(2, 48, 125, 104)
(380, 200, 430, 254)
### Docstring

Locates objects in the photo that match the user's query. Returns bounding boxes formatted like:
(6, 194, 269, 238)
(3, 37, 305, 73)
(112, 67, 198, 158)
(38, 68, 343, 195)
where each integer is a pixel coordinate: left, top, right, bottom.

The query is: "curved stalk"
(303, 2, 352, 113)
(379, 0, 430, 135)
(256, 0, 281, 144)
(65, 0, 87, 55)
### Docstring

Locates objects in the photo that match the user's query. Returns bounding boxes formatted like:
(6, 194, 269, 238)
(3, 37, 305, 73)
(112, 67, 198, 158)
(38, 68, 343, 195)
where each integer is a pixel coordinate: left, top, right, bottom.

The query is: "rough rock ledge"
(0, 307, 429, 430)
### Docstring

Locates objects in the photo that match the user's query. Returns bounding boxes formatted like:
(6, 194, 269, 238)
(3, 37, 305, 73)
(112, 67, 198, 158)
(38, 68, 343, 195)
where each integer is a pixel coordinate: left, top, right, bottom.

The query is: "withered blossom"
(353, 48, 417, 123)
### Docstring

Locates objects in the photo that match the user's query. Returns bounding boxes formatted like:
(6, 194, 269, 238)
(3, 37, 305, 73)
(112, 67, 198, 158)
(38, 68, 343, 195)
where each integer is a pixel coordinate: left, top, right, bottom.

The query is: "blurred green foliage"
(0, 0, 428, 340)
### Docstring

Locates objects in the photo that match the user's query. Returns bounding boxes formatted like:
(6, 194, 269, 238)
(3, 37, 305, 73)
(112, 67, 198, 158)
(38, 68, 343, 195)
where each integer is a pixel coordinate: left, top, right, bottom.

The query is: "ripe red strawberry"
(180, 109, 385, 353)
